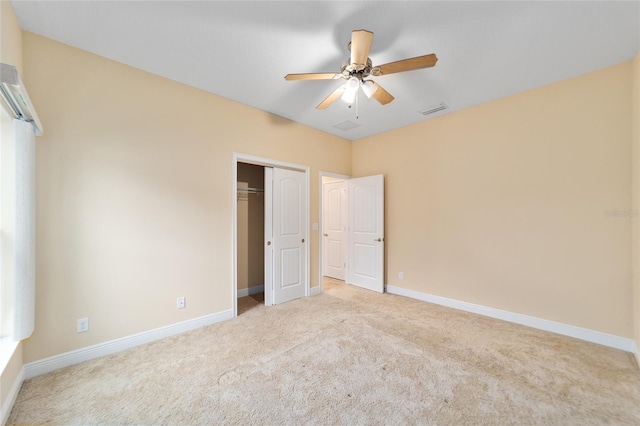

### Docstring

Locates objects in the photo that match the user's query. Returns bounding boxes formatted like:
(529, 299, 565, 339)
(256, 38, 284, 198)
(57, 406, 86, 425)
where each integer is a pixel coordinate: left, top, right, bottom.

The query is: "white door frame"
(232, 153, 310, 318)
(318, 171, 351, 293)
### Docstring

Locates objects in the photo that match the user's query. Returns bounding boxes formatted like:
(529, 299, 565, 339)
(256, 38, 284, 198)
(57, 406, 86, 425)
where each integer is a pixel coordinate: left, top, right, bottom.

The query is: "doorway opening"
(236, 162, 265, 314)
(320, 173, 349, 294)
(232, 153, 310, 318)
(319, 172, 386, 295)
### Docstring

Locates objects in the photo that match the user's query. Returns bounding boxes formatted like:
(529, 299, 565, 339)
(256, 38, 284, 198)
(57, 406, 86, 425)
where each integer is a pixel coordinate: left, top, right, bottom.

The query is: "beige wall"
(354, 62, 633, 338)
(14, 24, 640, 366)
(237, 163, 265, 291)
(0, 0, 24, 417)
(22, 32, 351, 362)
(0, 0, 22, 72)
(633, 53, 640, 364)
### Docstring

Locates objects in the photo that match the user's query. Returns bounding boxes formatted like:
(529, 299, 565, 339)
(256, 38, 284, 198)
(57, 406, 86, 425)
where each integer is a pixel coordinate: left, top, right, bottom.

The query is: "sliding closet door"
(264, 167, 274, 306)
(265, 167, 308, 305)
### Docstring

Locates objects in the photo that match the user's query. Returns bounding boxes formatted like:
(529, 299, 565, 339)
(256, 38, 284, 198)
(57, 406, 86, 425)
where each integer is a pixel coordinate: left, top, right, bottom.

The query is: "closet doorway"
(236, 162, 265, 306)
(233, 154, 310, 317)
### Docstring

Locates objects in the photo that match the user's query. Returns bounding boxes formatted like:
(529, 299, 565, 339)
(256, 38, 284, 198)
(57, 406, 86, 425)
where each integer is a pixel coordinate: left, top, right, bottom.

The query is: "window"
(0, 107, 37, 357)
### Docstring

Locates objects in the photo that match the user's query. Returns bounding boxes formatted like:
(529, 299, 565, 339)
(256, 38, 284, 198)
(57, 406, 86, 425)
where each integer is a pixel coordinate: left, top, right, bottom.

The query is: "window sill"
(0, 340, 20, 375)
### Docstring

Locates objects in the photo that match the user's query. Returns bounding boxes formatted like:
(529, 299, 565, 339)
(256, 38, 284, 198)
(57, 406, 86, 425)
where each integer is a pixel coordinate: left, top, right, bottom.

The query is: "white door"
(270, 167, 307, 304)
(347, 175, 384, 293)
(264, 168, 274, 306)
(323, 181, 346, 280)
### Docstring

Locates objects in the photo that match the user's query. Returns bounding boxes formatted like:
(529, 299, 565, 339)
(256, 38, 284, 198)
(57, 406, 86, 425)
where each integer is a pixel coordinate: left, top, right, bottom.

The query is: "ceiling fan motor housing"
(341, 57, 374, 80)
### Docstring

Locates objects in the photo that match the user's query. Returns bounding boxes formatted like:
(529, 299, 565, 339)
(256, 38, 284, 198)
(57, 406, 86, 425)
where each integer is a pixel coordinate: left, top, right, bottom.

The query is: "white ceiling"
(10, 1, 640, 141)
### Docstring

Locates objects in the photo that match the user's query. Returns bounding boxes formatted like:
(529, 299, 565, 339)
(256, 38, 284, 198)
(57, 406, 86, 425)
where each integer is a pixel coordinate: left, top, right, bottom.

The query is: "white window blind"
(12, 118, 35, 341)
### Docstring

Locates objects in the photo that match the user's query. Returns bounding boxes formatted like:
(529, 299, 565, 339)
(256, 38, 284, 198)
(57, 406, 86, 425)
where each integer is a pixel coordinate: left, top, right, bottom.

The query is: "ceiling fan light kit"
(340, 76, 361, 104)
(361, 80, 377, 98)
(285, 29, 438, 110)
(341, 87, 357, 104)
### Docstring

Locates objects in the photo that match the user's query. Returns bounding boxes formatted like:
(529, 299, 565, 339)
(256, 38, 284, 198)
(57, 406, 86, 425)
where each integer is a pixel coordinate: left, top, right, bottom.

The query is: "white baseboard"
(237, 285, 264, 298)
(310, 286, 321, 296)
(386, 285, 637, 353)
(24, 309, 233, 380)
(1, 365, 24, 426)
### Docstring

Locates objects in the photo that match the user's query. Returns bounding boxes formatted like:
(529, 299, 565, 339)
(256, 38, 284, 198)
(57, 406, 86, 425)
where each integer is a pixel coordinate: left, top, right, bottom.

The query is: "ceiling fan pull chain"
(356, 89, 359, 120)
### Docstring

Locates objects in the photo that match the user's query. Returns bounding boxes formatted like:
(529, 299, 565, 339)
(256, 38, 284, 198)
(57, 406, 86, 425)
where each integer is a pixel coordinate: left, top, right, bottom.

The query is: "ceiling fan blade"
(317, 85, 347, 109)
(371, 82, 394, 105)
(285, 73, 341, 81)
(350, 29, 374, 69)
(374, 53, 438, 76)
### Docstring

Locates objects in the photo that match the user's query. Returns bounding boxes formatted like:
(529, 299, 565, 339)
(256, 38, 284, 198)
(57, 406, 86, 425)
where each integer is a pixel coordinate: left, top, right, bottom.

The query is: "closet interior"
(236, 162, 265, 306)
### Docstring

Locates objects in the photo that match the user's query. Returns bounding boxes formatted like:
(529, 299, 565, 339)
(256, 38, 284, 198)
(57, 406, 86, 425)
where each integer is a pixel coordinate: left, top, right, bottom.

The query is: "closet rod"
(237, 187, 264, 193)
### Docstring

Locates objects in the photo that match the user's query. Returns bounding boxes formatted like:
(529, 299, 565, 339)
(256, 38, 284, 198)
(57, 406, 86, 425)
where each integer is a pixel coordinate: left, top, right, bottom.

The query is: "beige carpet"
(8, 282, 640, 425)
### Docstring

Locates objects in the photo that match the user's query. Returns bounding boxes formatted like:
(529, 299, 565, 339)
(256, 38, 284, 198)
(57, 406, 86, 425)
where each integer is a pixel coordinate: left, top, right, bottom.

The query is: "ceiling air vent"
(333, 120, 360, 131)
(420, 102, 448, 116)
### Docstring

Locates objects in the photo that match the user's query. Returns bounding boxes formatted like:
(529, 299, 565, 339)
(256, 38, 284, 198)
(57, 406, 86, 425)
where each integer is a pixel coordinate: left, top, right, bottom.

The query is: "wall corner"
(632, 53, 640, 368)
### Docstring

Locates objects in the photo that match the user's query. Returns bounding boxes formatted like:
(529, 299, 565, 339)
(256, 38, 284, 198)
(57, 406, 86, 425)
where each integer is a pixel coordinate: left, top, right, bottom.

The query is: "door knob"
(301, 238, 305, 243)
(374, 238, 384, 242)
(267, 241, 271, 246)
(323, 233, 328, 237)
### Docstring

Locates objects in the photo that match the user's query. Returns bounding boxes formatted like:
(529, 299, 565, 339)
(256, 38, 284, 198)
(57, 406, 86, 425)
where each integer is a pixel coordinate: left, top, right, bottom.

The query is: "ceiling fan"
(285, 29, 438, 110)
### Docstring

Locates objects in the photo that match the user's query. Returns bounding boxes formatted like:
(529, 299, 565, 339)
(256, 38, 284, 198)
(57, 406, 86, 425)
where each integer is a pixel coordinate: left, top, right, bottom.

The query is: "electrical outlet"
(77, 317, 89, 333)
(399, 272, 404, 280)
(177, 296, 186, 309)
